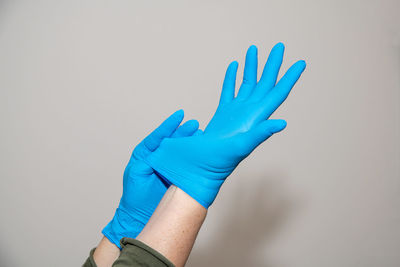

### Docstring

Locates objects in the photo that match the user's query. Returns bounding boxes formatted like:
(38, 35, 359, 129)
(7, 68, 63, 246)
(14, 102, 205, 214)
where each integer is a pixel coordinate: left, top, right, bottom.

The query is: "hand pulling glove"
(145, 43, 306, 208)
(102, 110, 199, 248)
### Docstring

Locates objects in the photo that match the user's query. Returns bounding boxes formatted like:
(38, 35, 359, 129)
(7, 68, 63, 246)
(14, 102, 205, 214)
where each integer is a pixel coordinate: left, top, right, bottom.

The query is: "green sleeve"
(113, 238, 175, 267)
(82, 248, 96, 267)
(82, 238, 175, 267)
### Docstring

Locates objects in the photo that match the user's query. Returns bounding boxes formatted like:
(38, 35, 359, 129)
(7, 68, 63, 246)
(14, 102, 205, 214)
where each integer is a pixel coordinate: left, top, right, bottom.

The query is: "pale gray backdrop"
(0, 1, 399, 266)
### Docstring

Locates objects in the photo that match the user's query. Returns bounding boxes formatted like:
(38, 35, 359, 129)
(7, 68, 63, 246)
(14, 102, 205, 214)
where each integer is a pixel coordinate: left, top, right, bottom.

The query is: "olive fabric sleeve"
(113, 238, 175, 267)
(82, 238, 175, 267)
(82, 248, 97, 267)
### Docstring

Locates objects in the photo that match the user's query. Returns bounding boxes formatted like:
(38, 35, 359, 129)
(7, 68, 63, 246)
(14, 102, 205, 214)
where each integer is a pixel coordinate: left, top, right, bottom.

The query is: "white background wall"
(0, 1, 399, 266)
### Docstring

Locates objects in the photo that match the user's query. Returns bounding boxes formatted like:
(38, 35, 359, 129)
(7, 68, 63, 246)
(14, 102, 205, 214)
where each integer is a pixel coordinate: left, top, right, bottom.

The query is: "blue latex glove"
(145, 43, 306, 208)
(102, 110, 199, 248)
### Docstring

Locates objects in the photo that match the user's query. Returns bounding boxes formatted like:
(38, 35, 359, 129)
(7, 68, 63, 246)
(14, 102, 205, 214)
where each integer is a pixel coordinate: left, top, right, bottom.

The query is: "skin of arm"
(136, 185, 207, 267)
(93, 237, 120, 267)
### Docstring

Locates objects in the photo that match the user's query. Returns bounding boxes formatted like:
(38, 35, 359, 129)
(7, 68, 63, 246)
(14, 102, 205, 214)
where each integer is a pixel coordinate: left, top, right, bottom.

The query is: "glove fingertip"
(267, 119, 287, 133)
(186, 119, 199, 129)
(172, 109, 184, 119)
(276, 120, 287, 132)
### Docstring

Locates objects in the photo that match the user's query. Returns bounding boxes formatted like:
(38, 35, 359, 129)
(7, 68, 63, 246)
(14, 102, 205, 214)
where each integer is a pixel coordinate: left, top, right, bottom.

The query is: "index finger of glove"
(144, 109, 185, 151)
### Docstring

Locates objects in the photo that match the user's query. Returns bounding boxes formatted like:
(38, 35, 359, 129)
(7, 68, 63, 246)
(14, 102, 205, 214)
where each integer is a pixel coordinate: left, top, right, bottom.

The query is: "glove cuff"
(102, 207, 145, 249)
(145, 153, 224, 209)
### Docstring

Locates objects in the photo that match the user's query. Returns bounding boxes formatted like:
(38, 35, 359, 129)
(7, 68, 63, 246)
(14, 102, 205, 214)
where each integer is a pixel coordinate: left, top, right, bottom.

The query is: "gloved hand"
(145, 43, 306, 208)
(102, 110, 199, 248)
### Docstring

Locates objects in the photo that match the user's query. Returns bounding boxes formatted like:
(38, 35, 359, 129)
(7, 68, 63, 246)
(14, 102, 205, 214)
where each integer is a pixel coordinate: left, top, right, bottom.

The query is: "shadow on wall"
(187, 175, 300, 267)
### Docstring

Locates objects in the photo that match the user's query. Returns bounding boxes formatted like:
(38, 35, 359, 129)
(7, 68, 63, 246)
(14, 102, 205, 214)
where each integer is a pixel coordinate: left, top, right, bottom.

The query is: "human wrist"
(136, 185, 207, 267)
(93, 236, 120, 267)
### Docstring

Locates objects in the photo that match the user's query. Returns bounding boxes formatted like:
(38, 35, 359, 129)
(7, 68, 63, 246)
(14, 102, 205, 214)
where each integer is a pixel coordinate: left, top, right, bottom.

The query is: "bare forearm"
(93, 236, 120, 267)
(136, 185, 207, 267)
